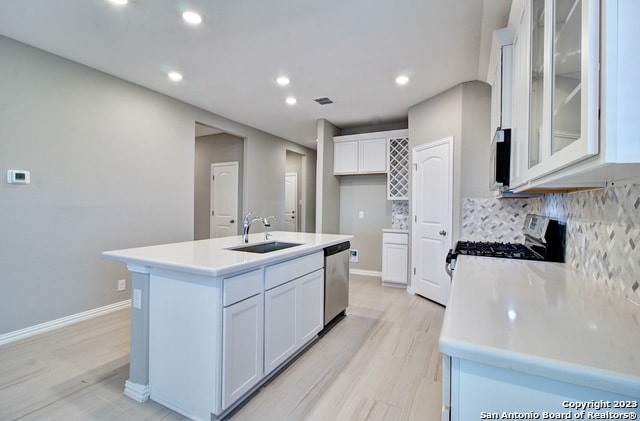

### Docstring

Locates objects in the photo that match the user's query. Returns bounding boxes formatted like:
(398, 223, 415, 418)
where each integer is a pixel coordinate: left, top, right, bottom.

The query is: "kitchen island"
(103, 231, 352, 421)
(439, 256, 640, 420)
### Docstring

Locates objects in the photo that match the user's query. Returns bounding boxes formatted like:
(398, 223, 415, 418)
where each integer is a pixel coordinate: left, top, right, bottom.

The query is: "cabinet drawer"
(223, 269, 263, 307)
(383, 232, 408, 245)
(265, 252, 323, 290)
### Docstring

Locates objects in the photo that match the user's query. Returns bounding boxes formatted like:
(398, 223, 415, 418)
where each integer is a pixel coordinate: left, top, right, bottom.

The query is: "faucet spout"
(242, 212, 270, 243)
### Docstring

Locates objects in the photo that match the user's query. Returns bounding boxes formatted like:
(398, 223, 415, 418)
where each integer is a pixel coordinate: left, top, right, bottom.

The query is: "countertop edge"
(102, 234, 354, 277)
(439, 337, 640, 398)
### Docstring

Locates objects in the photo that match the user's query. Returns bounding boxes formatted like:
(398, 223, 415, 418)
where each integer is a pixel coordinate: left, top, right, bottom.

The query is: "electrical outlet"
(349, 249, 359, 263)
(117, 279, 126, 292)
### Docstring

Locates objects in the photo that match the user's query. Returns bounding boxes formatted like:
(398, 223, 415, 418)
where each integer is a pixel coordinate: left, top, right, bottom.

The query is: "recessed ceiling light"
(109, 0, 128, 5)
(285, 97, 297, 105)
(276, 76, 290, 86)
(395, 75, 410, 86)
(182, 11, 203, 25)
(168, 72, 183, 82)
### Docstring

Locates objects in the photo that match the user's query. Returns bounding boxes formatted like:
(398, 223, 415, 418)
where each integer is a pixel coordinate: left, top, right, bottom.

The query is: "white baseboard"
(349, 269, 382, 277)
(124, 380, 151, 402)
(0, 299, 131, 346)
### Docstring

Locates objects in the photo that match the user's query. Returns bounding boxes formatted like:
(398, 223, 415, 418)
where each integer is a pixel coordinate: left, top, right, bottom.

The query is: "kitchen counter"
(103, 231, 352, 276)
(440, 256, 640, 398)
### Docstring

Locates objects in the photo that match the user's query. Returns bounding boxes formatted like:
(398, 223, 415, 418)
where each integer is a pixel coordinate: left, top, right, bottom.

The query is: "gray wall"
(194, 133, 244, 240)
(339, 175, 391, 272)
(408, 81, 492, 245)
(315, 119, 341, 233)
(0, 35, 315, 335)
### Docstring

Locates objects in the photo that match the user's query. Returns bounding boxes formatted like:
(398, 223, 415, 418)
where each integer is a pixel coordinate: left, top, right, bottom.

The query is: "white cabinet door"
(222, 293, 264, 410)
(359, 138, 387, 173)
(333, 141, 359, 174)
(382, 243, 408, 285)
(264, 281, 297, 375)
(449, 358, 640, 421)
(296, 269, 324, 345)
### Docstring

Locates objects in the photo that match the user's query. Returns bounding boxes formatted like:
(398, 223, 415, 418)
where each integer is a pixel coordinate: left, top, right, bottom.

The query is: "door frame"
(409, 136, 453, 303)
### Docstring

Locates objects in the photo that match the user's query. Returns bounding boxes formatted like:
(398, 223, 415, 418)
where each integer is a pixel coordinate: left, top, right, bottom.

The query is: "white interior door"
(411, 137, 453, 306)
(210, 162, 238, 238)
(284, 173, 297, 232)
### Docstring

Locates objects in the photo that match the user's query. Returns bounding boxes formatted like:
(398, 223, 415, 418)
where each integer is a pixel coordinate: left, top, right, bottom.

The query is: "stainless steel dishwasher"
(323, 241, 350, 326)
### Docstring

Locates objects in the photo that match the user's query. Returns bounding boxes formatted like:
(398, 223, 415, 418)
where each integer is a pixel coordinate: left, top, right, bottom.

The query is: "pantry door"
(411, 137, 453, 306)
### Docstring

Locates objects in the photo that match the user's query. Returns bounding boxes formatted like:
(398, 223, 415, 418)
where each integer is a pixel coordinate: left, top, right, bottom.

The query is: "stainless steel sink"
(227, 241, 302, 254)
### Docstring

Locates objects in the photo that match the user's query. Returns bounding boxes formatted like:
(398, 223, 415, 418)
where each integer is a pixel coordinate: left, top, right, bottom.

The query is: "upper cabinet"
(487, 28, 513, 132)
(507, 0, 640, 191)
(333, 129, 408, 176)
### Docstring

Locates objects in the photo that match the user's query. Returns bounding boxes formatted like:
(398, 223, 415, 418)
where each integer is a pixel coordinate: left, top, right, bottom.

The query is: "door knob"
(230, 220, 235, 224)
(439, 230, 447, 236)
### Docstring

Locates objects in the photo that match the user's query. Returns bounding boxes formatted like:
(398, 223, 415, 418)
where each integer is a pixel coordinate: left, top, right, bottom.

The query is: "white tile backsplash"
(462, 183, 640, 305)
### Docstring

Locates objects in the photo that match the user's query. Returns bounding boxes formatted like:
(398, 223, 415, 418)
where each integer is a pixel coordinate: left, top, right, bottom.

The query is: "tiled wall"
(462, 183, 640, 305)
(462, 197, 543, 242)
(391, 200, 409, 230)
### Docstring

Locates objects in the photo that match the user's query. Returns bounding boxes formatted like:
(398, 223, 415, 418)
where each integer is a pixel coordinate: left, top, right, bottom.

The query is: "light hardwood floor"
(0, 274, 445, 420)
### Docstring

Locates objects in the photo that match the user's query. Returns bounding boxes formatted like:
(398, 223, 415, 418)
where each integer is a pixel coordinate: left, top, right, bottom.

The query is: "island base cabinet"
(264, 268, 324, 375)
(264, 281, 297, 375)
(222, 293, 264, 410)
(148, 272, 221, 421)
(447, 358, 640, 420)
(296, 269, 324, 344)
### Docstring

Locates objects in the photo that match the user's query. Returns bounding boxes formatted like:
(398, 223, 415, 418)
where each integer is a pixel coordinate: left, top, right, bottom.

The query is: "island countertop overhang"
(102, 231, 353, 277)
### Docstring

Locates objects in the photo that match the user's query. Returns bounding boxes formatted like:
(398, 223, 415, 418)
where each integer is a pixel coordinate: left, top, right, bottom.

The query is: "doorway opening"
(194, 122, 244, 240)
(285, 150, 304, 232)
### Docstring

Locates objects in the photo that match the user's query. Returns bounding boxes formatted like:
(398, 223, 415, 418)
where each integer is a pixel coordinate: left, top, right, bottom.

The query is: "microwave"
(489, 128, 511, 191)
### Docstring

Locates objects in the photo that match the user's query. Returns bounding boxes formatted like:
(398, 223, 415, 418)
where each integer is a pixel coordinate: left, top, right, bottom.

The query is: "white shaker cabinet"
(358, 138, 387, 173)
(222, 293, 263, 410)
(221, 269, 264, 410)
(333, 136, 386, 175)
(264, 252, 324, 375)
(333, 129, 408, 175)
(333, 140, 359, 174)
(382, 230, 408, 286)
(295, 269, 325, 344)
(264, 280, 297, 375)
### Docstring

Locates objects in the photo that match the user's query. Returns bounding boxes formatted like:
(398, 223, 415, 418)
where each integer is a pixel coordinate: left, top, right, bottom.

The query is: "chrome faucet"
(242, 212, 273, 243)
(263, 216, 276, 240)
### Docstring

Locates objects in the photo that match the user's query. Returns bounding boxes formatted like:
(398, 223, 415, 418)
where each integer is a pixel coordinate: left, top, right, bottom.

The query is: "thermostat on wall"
(7, 170, 30, 184)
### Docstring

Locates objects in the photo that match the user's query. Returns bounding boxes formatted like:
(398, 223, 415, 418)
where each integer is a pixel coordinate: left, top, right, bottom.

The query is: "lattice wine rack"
(387, 137, 409, 200)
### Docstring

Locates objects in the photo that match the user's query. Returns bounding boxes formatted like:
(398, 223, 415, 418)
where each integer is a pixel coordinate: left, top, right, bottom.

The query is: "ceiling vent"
(314, 97, 334, 105)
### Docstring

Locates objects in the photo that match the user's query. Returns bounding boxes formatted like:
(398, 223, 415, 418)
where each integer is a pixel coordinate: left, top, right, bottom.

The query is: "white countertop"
(440, 255, 640, 398)
(103, 232, 353, 277)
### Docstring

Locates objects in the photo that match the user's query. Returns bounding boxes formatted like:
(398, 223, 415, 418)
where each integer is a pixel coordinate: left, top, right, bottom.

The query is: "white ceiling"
(0, 0, 512, 149)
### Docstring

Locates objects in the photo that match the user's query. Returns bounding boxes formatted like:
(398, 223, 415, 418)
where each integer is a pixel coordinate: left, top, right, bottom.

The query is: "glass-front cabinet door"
(523, 0, 599, 182)
(528, 0, 545, 169)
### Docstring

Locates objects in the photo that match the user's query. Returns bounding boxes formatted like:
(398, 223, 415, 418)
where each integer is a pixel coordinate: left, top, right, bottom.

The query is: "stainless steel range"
(446, 214, 566, 270)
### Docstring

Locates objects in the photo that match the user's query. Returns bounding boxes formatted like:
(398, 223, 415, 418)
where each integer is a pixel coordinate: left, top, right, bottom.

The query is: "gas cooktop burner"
(453, 241, 543, 261)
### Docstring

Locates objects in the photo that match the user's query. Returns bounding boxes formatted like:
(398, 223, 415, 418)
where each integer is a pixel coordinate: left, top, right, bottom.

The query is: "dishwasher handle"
(324, 241, 351, 256)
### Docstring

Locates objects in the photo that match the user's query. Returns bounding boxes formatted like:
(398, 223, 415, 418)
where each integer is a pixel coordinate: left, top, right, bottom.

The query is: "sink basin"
(227, 241, 303, 254)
